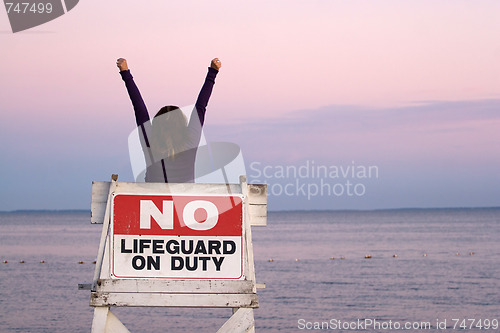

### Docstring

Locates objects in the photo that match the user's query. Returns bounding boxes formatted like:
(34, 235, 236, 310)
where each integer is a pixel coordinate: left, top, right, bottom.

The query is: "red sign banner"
(111, 194, 244, 279)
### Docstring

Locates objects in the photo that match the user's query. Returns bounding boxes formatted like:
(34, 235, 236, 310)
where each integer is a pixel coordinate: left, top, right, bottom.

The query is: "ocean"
(0, 208, 499, 332)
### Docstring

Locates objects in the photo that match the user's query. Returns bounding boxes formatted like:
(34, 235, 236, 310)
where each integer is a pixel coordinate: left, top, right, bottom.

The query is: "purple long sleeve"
(119, 70, 150, 126)
(194, 67, 219, 126)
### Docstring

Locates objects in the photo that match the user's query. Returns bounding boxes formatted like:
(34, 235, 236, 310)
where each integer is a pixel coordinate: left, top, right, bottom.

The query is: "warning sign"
(111, 194, 244, 279)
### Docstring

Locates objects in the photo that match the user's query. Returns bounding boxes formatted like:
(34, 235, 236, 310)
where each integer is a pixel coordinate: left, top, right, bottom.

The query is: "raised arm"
(117, 58, 150, 126)
(194, 58, 221, 126)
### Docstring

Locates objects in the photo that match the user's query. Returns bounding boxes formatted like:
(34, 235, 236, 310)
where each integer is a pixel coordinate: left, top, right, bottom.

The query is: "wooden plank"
(96, 279, 255, 294)
(114, 182, 243, 195)
(90, 292, 259, 308)
(91, 307, 131, 333)
(92, 178, 118, 290)
(247, 183, 267, 226)
(91, 181, 111, 224)
(247, 184, 267, 205)
(249, 204, 267, 226)
(104, 310, 131, 333)
(92, 181, 266, 224)
(249, 204, 266, 217)
(240, 177, 257, 294)
(217, 308, 254, 333)
(249, 215, 266, 227)
(91, 307, 109, 332)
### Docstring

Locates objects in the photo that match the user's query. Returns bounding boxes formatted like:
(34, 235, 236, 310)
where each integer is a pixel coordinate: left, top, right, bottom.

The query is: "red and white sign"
(111, 194, 244, 279)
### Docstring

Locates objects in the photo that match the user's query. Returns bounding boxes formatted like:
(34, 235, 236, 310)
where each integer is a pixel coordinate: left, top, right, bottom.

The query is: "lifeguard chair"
(80, 175, 267, 332)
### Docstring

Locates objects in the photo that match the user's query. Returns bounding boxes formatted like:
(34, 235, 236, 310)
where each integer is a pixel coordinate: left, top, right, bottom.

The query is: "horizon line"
(1, 206, 499, 214)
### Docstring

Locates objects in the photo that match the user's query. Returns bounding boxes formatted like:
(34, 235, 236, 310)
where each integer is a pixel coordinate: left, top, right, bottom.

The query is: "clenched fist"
(116, 58, 128, 71)
(210, 58, 221, 71)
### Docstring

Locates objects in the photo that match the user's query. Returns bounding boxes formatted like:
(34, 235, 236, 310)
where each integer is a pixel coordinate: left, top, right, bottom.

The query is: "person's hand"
(210, 58, 221, 71)
(116, 58, 128, 71)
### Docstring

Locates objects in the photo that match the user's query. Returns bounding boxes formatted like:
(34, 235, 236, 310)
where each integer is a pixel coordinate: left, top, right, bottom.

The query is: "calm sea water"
(0, 208, 499, 332)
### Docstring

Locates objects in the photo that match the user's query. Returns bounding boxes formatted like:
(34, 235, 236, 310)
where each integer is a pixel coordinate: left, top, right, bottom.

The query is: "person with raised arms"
(117, 57, 221, 183)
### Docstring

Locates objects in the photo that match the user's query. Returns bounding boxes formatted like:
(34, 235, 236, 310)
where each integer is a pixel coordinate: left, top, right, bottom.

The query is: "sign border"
(110, 193, 245, 280)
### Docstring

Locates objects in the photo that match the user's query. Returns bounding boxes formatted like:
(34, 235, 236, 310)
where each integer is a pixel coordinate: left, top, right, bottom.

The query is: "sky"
(1, 0, 499, 211)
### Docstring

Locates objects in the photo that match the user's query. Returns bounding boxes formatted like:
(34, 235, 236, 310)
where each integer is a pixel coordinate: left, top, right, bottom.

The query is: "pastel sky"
(1, 1, 499, 211)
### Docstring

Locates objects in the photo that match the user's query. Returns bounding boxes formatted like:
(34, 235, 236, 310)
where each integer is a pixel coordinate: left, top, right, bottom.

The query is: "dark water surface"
(0, 209, 499, 332)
